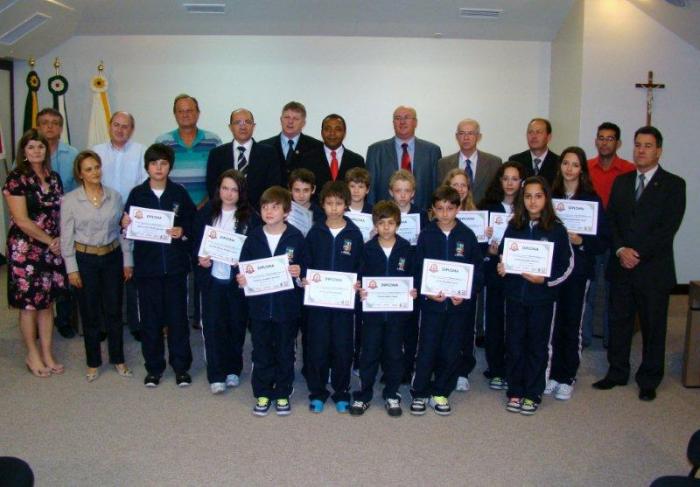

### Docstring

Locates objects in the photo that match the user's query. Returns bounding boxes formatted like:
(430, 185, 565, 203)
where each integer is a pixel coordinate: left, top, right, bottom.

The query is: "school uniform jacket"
(125, 179, 196, 279)
(304, 216, 364, 275)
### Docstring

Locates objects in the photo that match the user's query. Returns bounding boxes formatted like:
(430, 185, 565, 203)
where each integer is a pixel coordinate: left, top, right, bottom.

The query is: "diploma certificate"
(489, 212, 513, 244)
(239, 255, 294, 296)
(126, 206, 174, 244)
(502, 237, 554, 277)
(362, 277, 413, 312)
(197, 225, 246, 265)
(287, 201, 313, 236)
(457, 211, 489, 243)
(420, 258, 474, 299)
(304, 269, 357, 310)
(397, 213, 421, 246)
(552, 199, 598, 236)
(345, 211, 374, 243)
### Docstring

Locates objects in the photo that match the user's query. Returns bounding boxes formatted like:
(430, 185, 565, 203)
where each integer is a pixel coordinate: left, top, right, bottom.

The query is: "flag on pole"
(48, 73, 70, 144)
(23, 70, 40, 133)
(87, 72, 111, 147)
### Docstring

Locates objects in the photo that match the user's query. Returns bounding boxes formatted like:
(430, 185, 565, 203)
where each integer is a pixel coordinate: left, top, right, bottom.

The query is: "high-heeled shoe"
(49, 363, 65, 375)
(25, 361, 51, 378)
(86, 368, 99, 383)
(114, 364, 133, 377)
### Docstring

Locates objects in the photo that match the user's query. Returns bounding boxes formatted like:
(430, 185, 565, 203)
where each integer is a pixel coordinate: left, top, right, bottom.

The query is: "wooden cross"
(635, 71, 665, 126)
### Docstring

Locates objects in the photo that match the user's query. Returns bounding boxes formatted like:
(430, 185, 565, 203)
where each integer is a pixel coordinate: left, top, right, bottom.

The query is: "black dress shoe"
(592, 377, 625, 390)
(639, 388, 656, 401)
(57, 325, 75, 339)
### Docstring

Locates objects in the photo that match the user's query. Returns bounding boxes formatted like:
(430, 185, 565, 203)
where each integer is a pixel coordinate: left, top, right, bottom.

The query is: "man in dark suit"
(259, 101, 323, 185)
(437, 118, 502, 205)
(366, 106, 442, 210)
(299, 114, 365, 197)
(206, 108, 280, 208)
(508, 118, 559, 185)
(593, 126, 685, 401)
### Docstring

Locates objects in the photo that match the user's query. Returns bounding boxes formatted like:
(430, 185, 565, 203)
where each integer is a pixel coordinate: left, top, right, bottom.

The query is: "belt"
(75, 240, 120, 256)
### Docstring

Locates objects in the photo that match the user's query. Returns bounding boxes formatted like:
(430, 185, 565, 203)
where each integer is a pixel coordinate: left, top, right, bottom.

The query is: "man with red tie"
(299, 114, 365, 200)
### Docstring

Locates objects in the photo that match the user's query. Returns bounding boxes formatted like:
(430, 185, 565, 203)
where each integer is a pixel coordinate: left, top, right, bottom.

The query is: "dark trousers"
(505, 299, 555, 403)
(411, 310, 466, 398)
(0, 457, 34, 487)
(251, 318, 296, 400)
(54, 287, 74, 329)
(201, 277, 247, 383)
(457, 300, 477, 378)
(136, 273, 191, 375)
(125, 279, 140, 333)
(483, 279, 507, 378)
(550, 276, 589, 384)
(607, 277, 670, 390)
(353, 316, 405, 403)
(402, 307, 420, 379)
(75, 249, 124, 367)
(352, 296, 362, 370)
(305, 308, 354, 403)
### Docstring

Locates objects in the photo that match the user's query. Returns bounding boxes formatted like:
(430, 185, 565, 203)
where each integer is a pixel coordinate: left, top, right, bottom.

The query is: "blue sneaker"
(309, 399, 324, 413)
(335, 401, 350, 413)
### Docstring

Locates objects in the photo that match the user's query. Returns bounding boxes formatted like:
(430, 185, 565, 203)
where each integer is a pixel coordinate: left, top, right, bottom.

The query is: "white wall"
(578, 0, 700, 284)
(12, 35, 550, 162)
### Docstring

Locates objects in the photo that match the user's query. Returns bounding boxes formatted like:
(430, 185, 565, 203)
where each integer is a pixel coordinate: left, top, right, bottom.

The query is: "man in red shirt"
(582, 122, 635, 347)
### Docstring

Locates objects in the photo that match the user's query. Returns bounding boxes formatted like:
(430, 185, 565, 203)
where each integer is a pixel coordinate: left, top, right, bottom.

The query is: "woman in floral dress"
(3, 129, 67, 377)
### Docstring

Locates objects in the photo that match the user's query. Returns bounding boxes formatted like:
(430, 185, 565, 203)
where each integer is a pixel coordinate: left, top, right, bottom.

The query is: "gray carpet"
(1, 292, 698, 486)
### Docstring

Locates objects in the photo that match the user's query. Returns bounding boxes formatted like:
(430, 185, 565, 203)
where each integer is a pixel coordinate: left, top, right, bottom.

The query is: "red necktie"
(401, 143, 411, 172)
(330, 150, 339, 180)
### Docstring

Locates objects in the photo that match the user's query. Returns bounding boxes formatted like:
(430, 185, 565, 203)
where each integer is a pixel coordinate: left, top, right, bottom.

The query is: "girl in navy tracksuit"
(350, 200, 416, 417)
(547, 147, 609, 400)
(478, 161, 525, 390)
(303, 181, 364, 413)
(123, 143, 196, 387)
(410, 186, 483, 416)
(193, 169, 260, 394)
(236, 186, 305, 416)
(497, 176, 573, 415)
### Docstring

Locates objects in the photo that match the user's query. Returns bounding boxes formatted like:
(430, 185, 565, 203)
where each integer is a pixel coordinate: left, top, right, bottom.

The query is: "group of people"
(3, 95, 685, 417)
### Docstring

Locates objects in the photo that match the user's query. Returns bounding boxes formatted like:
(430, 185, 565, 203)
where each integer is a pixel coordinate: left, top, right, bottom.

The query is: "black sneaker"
(57, 325, 76, 339)
(254, 397, 271, 416)
(385, 398, 402, 417)
(349, 400, 369, 416)
(410, 397, 427, 415)
(175, 372, 192, 387)
(144, 374, 161, 388)
(275, 398, 291, 416)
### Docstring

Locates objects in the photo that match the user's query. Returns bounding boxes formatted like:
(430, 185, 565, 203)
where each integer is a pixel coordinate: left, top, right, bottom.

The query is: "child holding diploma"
(350, 201, 416, 417)
(410, 186, 483, 416)
(236, 186, 305, 416)
(123, 143, 196, 388)
(497, 176, 573, 415)
(194, 169, 260, 394)
(303, 181, 364, 413)
(548, 147, 608, 400)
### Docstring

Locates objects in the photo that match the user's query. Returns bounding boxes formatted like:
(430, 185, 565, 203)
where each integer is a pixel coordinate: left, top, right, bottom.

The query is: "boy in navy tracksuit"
(497, 176, 573, 415)
(350, 200, 416, 417)
(124, 143, 196, 388)
(410, 186, 483, 416)
(236, 186, 306, 416)
(303, 181, 364, 413)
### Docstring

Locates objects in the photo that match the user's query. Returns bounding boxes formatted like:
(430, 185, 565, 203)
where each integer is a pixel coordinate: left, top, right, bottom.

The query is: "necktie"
(330, 150, 339, 181)
(401, 143, 411, 172)
(237, 146, 248, 175)
(533, 158, 541, 175)
(465, 159, 473, 183)
(635, 173, 645, 201)
(286, 139, 294, 162)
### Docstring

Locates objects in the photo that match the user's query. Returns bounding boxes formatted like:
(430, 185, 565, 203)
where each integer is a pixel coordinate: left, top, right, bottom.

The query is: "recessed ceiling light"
(459, 8, 503, 19)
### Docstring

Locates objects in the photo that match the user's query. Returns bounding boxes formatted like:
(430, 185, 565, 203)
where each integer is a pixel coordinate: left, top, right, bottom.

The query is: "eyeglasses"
(231, 120, 254, 127)
(393, 116, 416, 122)
(456, 131, 479, 137)
(597, 136, 617, 143)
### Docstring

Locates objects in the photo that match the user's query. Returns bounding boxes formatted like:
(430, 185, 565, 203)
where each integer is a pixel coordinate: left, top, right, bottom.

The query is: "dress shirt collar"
(530, 149, 548, 162)
(637, 164, 659, 183)
(324, 145, 344, 165)
(394, 137, 415, 152)
(282, 133, 300, 149)
(233, 138, 253, 154)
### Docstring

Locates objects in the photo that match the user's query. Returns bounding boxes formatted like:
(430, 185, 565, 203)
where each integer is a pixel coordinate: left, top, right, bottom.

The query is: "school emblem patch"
(455, 241, 465, 257)
(342, 239, 352, 255)
(285, 247, 295, 262)
(397, 257, 406, 272)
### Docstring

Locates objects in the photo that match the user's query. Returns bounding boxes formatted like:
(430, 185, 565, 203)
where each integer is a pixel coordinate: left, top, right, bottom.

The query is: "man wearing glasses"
(366, 106, 442, 210)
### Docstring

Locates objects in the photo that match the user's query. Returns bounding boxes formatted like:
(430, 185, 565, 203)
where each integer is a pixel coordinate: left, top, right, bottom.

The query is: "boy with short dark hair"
(345, 167, 372, 213)
(288, 168, 324, 224)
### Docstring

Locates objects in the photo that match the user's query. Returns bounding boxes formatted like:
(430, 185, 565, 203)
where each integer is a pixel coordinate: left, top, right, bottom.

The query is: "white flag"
(87, 74, 111, 147)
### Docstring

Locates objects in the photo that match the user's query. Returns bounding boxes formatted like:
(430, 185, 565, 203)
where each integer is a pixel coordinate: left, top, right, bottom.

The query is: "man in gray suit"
(366, 106, 442, 210)
(437, 119, 502, 206)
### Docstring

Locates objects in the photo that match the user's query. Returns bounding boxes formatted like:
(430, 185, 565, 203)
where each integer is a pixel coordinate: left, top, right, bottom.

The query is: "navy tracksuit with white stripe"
(500, 219, 573, 403)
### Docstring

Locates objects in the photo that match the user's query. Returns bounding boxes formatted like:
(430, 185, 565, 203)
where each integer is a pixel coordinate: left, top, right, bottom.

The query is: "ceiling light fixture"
(0, 13, 50, 45)
(458, 8, 503, 19)
(183, 3, 225, 14)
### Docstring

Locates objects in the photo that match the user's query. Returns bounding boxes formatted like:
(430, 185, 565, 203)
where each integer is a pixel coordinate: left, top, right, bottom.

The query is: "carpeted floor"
(1, 287, 698, 486)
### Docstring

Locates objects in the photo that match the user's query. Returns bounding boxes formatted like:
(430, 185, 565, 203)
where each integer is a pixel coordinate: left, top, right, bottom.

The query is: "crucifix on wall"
(635, 71, 665, 126)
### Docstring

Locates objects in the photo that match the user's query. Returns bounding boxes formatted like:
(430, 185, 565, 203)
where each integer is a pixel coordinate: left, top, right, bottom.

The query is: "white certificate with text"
(126, 206, 174, 244)
(552, 199, 598, 236)
(420, 258, 473, 299)
(304, 269, 357, 310)
(502, 237, 554, 277)
(197, 225, 247, 265)
(362, 277, 413, 312)
(489, 212, 513, 244)
(239, 255, 294, 296)
(457, 211, 489, 243)
(287, 201, 313, 236)
(345, 211, 374, 243)
(398, 213, 421, 246)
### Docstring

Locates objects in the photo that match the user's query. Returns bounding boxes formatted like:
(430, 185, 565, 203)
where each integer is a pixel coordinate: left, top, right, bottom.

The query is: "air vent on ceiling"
(183, 3, 225, 14)
(0, 0, 19, 16)
(0, 13, 50, 45)
(459, 8, 503, 19)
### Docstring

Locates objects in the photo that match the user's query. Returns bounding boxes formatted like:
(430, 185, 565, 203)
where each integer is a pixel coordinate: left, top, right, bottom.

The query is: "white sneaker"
(210, 382, 226, 394)
(455, 376, 470, 392)
(225, 374, 240, 388)
(554, 383, 573, 401)
(544, 379, 559, 395)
